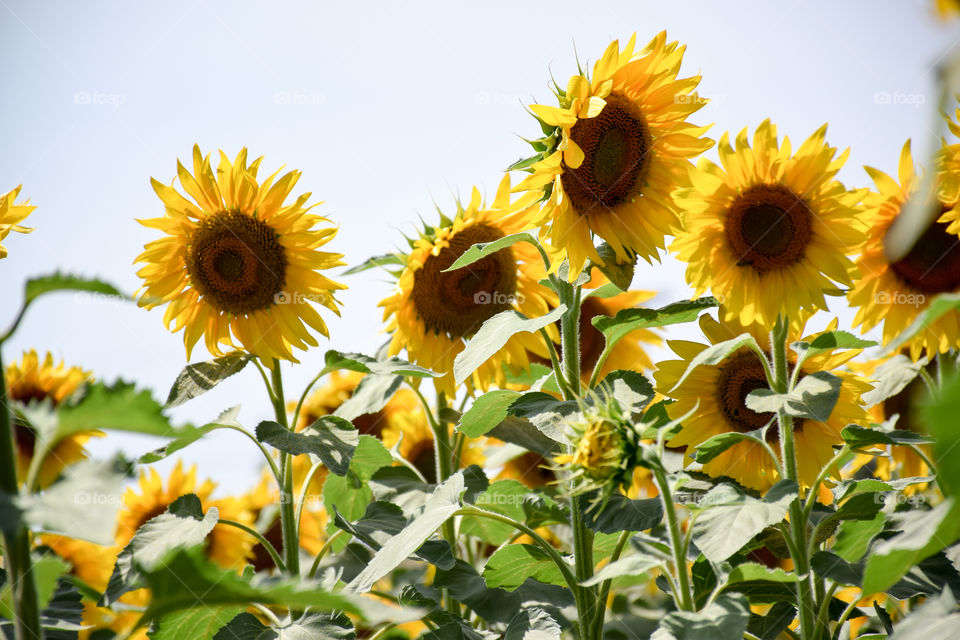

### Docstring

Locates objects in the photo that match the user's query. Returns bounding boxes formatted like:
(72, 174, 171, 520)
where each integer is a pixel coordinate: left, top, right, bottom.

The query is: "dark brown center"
(889, 218, 960, 294)
(186, 210, 287, 315)
(509, 451, 557, 488)
(408, 441, 437, 484)
(412, 223, 517, 338)
(578, 298, 607, 374)
(560, 92, 652, 213)
(725, 184, 813, 273)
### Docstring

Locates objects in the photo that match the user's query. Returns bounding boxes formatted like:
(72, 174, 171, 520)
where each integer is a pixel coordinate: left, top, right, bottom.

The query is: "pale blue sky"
(1, 0, 955, 493)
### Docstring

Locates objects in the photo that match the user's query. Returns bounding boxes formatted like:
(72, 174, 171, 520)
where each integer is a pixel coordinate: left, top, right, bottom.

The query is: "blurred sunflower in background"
(0, 185, 35, 259)
(514, 31, 713, 278)
(380, 407, 485, 483)
(135, 145, 346, 363)
(5, 350, 99, 489)
(672, 120, 866, 328)
(379, 175, 556, 395)
(654, 314, 870, 491)
(848, 141, 960, 358)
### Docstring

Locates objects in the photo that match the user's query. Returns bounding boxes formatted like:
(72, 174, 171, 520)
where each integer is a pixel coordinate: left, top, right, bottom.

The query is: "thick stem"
(0, 348, 42, 640)
(652, 467, 694, 611)
(770, 318, 816, 640)
(270, 360, 300, 576)
(593, 530, 631, 636)
(432, 392, 461, 616)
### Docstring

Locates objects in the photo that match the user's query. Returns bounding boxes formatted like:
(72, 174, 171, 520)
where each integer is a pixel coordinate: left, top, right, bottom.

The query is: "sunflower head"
(848, 140, 960, 358)
(0, 185, 36, 259)
(672, 120, 866, 329)
(5, 350, 97, 488)
(135, 145, 346, 363)
(514, 32, 713, 279)
(380, 408, 486, 484)
(379, 175, 556, 395)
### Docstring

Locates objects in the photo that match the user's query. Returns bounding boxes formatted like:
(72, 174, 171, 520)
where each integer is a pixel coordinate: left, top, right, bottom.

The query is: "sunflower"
(497, 450, 558, 489)
(0, 185, 35, 259)
(514, 32, 713, 278)
(672, 120, 866, 329)
(135, 145, 346, 363)
(117, 461, 254, 570)
(379, 175, 557, 395)
(380, 407, 485, 483)
(654, 314, 870, 491)
(5, 350, 99, 489)
(848, 141, 960, 358)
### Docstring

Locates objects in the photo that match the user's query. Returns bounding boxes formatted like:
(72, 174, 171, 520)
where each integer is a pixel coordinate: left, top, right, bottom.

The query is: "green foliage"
(257, 417, 358, 475)
(746, 371, 842, 422)
(441, 232, 541, 273)
(165, 354, 251, 407)
(482, 544, 567, 591)
(593, 242, 635, 291)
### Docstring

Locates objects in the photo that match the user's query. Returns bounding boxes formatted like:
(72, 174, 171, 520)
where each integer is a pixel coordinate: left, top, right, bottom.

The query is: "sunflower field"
(5, 8, 960, 640)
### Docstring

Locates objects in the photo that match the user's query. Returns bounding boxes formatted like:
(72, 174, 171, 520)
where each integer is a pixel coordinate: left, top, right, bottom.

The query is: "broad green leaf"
(101, 494, 218, 606)
(833, 513, 886, 563)
(922, 371, 960, 496)
(888, 588, 960, 640)
(504, 607, 561, 640)
(691, 481, 797, 563)
(841, 425, 933, 450)
(457, 390, 522, 438)
(213, 612, 355, 640)
(884, 292, 960, 354)
(454, 306, 566, 386)
(668, 333, 761, 392)
(342, 253, 405, 275)
(746, 371, 841, 422)
(140, 406, 242, 464)
(593, 242, 635, 291)
(507, 392, 578, 443)
(593, 298, 718, 357)
(833, 479, 894, 503)
(24, 272, 125, 306)
(18, 459, 126, 545)
(652, 592, 750, 640)
(694, 430, 766, 464)
(323, 350, 441, 378)
(488, 417, 561, 456)
(461, 480, 529, 545)
(862, 498, 960, 594)
(165, 354, 251, 408)
(257, 417, 358, 476)
(57, 380, 174, 440)
(815, 492, 884, 533)
(790, 331, 875, 365)
(861, 354, 929, 407)
(334, 374, 402, 422)
(149, 605, 245, 640)
(810, 550, 862, 587)
(580, 553, 663, 586)
(331, 501, 454, 569)
(0, 555, 69, 620)
(349, 472, 467, 592)
(522, 494, 568, 528)
(0, 576, 85, 640)
(581, 494, 663, 534)
(442, 232, 540, 273)
(726, 562, 798, 585)
(746, 601, 795, 640)
(594, 370, 655, 415)
(323, 435, 393, 521)
(482, 544, 567, 591)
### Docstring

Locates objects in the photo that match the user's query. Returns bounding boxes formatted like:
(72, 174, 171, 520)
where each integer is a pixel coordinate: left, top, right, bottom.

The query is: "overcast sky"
(1, 0, 955, 494)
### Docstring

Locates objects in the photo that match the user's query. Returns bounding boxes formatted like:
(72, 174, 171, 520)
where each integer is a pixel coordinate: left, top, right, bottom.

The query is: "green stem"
(593, 530, 631, 636)
(770, 317, 816, 640)
(219, 519, 286, 572)
(269, 360, 300, 577)
(308, 529, 346, 579)
(538, 327, 572, 397)
(432, 392, 461, 616)
(652, 466, 694, 611)
(0, 348, 42, 640)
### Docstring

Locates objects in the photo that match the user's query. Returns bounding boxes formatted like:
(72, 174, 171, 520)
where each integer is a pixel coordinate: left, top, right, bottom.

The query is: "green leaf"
(442, 232, 540, 273)
(522, 494, 568, 528)
(840, 425, 933, 450)
(593, 242, 635, 291)
(454, 306, 567, 386)
(653, 592, 750, 640)
(581, 494, 663, 534)
(884, 292, 960, 354)
(323, 435, 393, 521)
(727, 562, 798, 585)
(694, 430, 766, 464)
(888, 588, 960, 640)
(461, 480, 529, 545)
(257, 417, 358, 476)
(165, 354, 251, 408)
(342, 253, 405, 275)
(810, 550, 862, 587)
(746, 371, 841, 422)
(815, 492, 884, 532)
(790, 331, 875, 364)
(922, 371, 960, 496)
(594, 298, 718, 358)
(139, 406, 242, 464)
(101, 494, 218, 606)
(593, 370, 655, 415)
(488, 417, 561, 457)
(24, 272, 125, 305)
(323, 350, 441, 378)
(213, 612, 355, 640)
(832, 513, 886, 563)
(457, 390, 522, 438)
(504, 607, 561, 640)
(482, 544, 567, 591)
(861, 354, 928, 407)
(746, 601, 795, 640)
(668, 333, 761, 393)
(332, 501, 454, 569)
(507, 392, 578, 444)
(862, 498, 960, 594)
(348, 472, 468, 592)
(57, 380, 174, 440)
(149, 606, 245, 640)
(18, 460, 126, 545)
(334, 374, 402, 422)
(691, 481, 797, 563)
(580, 553, 663, 586)
(0, 555, 69, 620)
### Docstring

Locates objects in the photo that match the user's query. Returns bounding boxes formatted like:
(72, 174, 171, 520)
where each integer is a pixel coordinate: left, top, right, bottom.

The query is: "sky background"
(1, 0, 956, 496)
